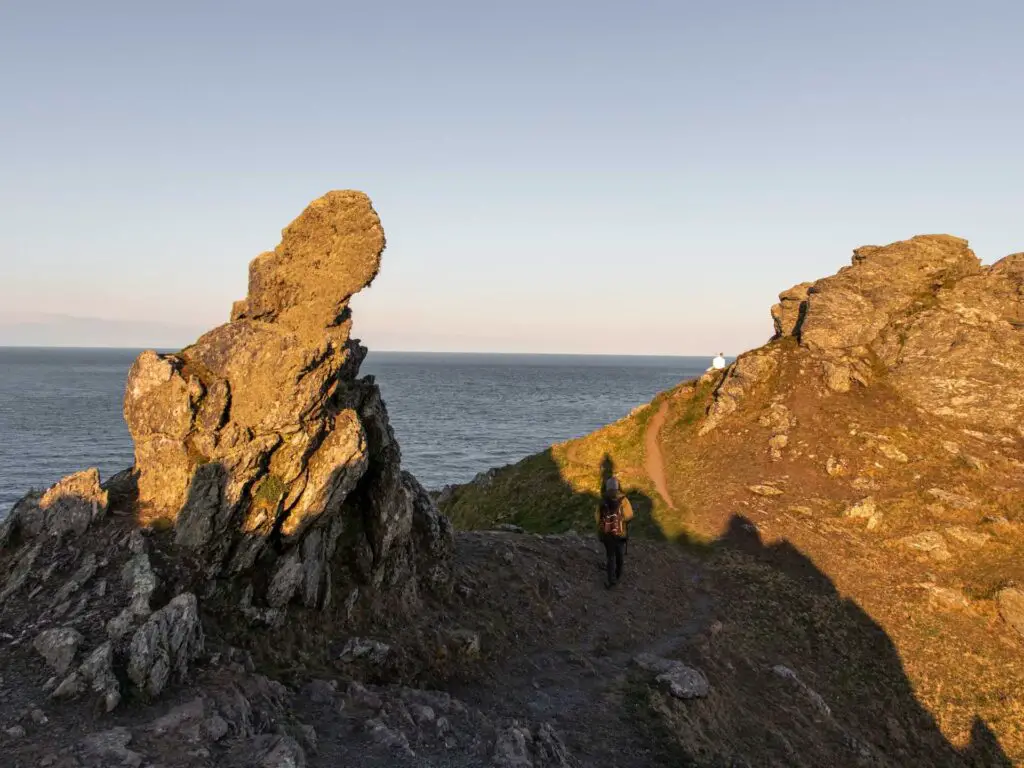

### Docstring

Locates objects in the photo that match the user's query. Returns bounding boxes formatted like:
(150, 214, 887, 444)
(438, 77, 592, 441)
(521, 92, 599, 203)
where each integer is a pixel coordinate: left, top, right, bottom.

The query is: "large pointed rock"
(122, 191, 452, 615)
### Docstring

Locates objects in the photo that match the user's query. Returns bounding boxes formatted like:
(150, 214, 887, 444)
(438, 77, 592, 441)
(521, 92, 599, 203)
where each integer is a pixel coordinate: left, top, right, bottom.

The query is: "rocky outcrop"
(699, 346, 781, 435)
(770, 282, 812, 338)
(121, 190, 452, 617)
(0, 191, 454, 719)
(0, 469, 108, 548)
(768, 235, 1024, 431)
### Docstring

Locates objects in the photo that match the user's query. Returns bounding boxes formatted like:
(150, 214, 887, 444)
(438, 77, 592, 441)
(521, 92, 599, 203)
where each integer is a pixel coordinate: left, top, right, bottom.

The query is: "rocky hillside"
(441, 235, 1024, 764)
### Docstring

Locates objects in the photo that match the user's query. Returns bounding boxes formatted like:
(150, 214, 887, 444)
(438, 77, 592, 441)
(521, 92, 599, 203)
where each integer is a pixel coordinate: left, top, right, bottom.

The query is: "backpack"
(599, 496, 625, 537)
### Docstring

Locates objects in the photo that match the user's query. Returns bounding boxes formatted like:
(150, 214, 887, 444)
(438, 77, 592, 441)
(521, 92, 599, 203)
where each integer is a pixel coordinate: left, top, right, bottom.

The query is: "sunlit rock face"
(123, 191, 452, 615)
(767, 235, 1024, 431)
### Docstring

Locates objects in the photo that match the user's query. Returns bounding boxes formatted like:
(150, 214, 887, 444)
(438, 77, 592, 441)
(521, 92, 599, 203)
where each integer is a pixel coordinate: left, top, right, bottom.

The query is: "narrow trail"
(445, 534, 712, 768)
(644, 401, 675, 510)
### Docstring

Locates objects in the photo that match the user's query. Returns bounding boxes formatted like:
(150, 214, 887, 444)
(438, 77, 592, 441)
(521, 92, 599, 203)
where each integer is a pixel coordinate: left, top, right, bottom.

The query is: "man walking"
(596, 477, 634, 588)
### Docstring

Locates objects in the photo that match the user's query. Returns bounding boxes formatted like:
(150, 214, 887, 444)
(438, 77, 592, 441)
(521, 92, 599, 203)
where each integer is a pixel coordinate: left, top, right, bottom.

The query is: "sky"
(1, 1, 1021, 355)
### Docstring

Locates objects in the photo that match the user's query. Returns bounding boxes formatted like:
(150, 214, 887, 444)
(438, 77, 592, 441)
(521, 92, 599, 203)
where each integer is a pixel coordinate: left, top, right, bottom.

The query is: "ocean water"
(0, 348, 709, 514)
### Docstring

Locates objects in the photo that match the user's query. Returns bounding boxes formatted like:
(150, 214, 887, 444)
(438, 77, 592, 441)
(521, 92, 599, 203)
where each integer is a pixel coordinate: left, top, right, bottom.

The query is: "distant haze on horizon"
(1, 2, 1021, 356)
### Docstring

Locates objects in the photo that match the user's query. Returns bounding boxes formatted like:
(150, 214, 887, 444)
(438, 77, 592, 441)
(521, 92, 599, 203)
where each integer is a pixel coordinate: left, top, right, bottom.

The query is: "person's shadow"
(442, 450, 1014, 767)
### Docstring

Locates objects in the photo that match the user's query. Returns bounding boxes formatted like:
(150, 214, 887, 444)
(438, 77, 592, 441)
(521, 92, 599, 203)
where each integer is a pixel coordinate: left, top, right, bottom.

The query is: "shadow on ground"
(446, 448, 1013, 767)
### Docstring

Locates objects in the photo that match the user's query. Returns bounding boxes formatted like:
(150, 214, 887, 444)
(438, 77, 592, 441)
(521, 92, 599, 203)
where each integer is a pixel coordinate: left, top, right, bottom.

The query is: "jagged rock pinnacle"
(122, 190, 452, 615)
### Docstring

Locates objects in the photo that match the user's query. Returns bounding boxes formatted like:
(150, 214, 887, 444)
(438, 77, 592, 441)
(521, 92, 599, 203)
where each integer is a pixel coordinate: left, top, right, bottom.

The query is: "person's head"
(718, 352, 724, 357)
(604, 476, 620, 496)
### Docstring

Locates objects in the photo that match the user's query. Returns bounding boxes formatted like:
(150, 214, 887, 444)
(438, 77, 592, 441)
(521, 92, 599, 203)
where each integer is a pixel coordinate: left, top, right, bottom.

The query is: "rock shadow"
(648, 514, 1013, 767)
(441, 448, 1014, 766)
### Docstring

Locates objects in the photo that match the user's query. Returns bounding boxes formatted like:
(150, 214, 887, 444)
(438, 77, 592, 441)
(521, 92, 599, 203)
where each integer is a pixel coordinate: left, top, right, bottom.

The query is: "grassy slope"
(441, 375, 718, 539)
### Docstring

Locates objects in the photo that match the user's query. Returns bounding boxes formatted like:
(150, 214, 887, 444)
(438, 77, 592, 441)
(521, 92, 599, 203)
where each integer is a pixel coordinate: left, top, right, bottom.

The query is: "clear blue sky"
(1, 1, 1021, 354)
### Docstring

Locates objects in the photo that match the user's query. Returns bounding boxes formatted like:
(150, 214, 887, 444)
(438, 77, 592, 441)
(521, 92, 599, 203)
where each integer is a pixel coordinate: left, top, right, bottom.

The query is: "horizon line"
(0, 344, 734, 359)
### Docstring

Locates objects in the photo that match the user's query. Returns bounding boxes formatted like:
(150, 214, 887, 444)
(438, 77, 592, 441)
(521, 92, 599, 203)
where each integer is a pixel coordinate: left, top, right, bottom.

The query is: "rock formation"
(709, 234, 1024, 433)
(122, 190, 453, 618)
(0, 191, 454, 720)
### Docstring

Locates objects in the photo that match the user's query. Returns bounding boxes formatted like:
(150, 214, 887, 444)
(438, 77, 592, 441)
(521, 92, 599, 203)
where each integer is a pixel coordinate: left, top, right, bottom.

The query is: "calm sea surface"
(0, 348, 708, 514)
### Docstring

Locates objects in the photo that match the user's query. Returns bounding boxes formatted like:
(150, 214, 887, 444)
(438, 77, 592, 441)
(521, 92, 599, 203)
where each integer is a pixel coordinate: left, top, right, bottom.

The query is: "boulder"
(657, 666, 710, 700)
(79, 727, 142, 767)
(897, 531, 951, 561)
(771, 282, 812, 338)
(997, 588, 1024, 639)
(634, 653, 710, 699)
(60, 641, 122, 712)
(843, 497, 883, 530)
(1, 469, 108, 546)
(127, 593, 203, 698)
(33, 627, 83, 676)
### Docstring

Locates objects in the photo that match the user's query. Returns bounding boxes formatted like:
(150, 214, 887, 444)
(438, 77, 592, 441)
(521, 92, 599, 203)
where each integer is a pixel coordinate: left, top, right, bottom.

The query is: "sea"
(0, 348, 710, 515)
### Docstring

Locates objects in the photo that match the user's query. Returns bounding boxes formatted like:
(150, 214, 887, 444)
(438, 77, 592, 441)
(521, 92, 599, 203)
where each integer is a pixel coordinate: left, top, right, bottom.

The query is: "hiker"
(596, 477, 633, 587)
(710, 352, 726, 370)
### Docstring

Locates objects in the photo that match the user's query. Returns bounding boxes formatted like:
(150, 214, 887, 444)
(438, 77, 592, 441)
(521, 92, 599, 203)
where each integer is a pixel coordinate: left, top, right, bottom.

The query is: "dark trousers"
(602, 535, 626, 584)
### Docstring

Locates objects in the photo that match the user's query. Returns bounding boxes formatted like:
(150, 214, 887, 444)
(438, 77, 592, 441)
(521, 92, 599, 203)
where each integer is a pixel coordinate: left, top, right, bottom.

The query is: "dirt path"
(446, 534, 712, 767)
(644, 401, 675, 509)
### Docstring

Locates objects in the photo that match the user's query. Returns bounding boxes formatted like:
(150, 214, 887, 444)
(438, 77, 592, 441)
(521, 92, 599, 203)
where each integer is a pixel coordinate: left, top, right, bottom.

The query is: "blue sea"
(0, 348, 709, 514)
